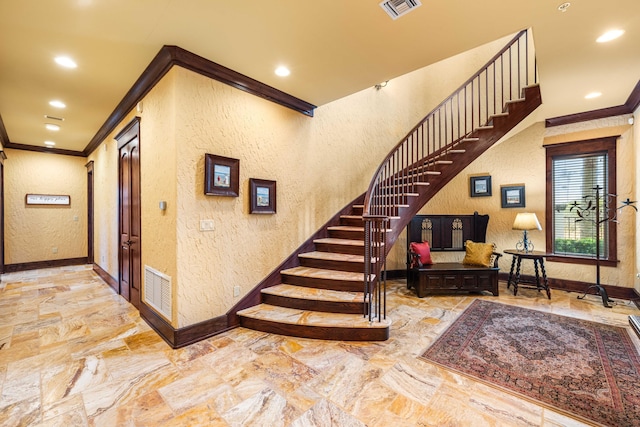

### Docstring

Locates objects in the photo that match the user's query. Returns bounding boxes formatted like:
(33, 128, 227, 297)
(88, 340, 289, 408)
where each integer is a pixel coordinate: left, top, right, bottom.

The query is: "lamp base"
(577, 284, 613, 308)
(515, 230, 534, 253)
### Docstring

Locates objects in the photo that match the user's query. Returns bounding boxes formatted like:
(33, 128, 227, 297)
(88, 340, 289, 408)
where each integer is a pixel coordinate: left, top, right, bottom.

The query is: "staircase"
(236, 30, 541, 341)
(237, 202, 391, 341)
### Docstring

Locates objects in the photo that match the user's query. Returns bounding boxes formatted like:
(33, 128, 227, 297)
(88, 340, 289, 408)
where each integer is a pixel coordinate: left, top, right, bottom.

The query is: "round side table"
(504, 249, 551, 299)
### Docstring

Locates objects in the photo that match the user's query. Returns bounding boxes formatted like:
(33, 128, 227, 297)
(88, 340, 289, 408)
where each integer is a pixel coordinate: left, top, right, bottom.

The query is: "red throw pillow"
(410, 242, 433, 265)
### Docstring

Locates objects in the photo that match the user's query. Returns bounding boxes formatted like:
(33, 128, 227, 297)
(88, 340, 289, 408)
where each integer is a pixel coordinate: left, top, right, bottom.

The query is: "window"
(545, 137, 617, 265)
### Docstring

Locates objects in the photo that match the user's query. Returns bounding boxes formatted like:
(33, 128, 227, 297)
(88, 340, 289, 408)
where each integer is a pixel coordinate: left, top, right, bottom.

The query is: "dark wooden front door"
(117, 119, 141, 309)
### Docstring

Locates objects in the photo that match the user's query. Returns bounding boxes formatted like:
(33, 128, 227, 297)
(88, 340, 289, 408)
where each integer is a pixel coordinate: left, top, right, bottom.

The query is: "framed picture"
(501, 184, 525, 208)
(204, 154, 239, 197)
(470, 175, 492, 197)
(249, 178, 276, 214)
(25, 194, 70, 205)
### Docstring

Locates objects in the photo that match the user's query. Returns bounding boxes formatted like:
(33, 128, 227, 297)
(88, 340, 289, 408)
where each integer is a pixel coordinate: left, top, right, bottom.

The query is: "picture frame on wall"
(249, 178, 276, 214)
(204, 154, 239, 197)
(25, 194, 71, 205)
(470, 175, 492, 197)
(501, 184, 525, 208)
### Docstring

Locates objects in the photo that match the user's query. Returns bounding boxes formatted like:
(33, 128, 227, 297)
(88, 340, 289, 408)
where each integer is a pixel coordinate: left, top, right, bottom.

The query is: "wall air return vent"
(380, 0, 422, 20)
(144, 265, 172, 320)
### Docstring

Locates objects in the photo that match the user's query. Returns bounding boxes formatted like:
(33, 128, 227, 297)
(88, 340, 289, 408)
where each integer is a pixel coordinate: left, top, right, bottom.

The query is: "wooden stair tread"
(314, 237, 385, 249)
(373, 192, 419, 197)
(237, 304, 390, 329)
(281, 266, 370, 282)
(263, 284, 364, 303)
(314, 238, 364, 246)
(328, 225, 363, 231)
(328, 225, 393, 232)
(299, 251, 368, 263)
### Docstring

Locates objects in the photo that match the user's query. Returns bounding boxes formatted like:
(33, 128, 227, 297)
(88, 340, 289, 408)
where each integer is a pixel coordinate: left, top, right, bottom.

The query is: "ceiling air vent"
(380, 0, 422, 20)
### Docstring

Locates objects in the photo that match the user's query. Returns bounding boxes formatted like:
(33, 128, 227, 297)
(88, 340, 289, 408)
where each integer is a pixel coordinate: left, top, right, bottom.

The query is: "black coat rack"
(569, 186, 636, 307)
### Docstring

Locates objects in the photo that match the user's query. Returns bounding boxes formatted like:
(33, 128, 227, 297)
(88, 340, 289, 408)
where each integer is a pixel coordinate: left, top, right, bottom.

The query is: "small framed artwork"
(204, 154, 239, 197)
(25, 194, 70, 205)
(470, 175, 492, 197)
(501, 184, 525, 208)
(249, 178, 276, 214)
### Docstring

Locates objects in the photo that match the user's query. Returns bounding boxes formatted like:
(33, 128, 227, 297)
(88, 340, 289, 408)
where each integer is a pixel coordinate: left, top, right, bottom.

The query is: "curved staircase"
(236, 30, 541, 341)
(237, 203, 392, 341)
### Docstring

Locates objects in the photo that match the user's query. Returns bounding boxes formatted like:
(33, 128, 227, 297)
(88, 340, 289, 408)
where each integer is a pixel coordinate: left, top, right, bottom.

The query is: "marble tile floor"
(1, 265, 639, 427)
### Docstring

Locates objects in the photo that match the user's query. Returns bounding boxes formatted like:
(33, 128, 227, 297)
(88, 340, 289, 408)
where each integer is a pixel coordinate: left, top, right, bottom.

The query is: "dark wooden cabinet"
(408, 262, 499, 297)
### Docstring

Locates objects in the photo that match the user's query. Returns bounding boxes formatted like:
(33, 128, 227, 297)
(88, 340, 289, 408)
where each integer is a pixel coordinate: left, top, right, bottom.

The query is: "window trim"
(545, 136, 618, 265)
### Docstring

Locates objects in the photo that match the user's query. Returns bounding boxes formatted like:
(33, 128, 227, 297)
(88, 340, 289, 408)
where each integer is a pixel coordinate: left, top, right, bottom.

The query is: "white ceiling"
(1, 0, 639, 153)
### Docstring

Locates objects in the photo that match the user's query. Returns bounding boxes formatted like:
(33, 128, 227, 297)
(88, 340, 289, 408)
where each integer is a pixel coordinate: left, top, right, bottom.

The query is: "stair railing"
(363, 29, 537, 321)
(364, 216, 388, 323)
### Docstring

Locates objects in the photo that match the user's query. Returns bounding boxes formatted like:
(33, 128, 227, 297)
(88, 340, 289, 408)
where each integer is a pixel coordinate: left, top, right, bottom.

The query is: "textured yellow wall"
(4, 149, 87, 264)
(163, 36, 510, 327)
(139, 72, 178, 324)
(87, 73, 178, 320)
(389, 115, 638, 289)
(86, 33, 638, 329)
(87, 116, 128, 280)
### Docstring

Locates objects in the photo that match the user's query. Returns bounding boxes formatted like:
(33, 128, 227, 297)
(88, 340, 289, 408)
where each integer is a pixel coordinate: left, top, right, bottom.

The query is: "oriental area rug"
(420, 299, 640, 427)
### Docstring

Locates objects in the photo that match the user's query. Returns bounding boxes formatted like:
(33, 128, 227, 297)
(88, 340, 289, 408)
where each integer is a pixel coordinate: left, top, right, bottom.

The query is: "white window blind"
(552, 152, 608, 258)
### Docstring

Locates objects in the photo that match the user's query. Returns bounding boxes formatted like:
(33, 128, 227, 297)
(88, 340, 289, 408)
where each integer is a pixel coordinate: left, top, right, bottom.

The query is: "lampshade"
(512, 212, 542, 231)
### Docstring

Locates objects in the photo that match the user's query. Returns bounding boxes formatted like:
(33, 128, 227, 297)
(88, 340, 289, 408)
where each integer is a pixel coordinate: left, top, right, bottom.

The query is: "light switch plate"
(200, 219, 214, 231)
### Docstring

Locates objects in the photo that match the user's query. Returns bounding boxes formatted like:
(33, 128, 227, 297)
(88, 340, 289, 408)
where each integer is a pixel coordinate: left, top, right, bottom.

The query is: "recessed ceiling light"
(585, 92, 602, 99)
(596, 29, 624, 43)
(49, 100, 66, 108)
(54, 56, 77, 68)
(45, 123, 61, 131)
(44, 141, 56, 147)
(275, 66, 290, 77)
(557, 2, 571, 12)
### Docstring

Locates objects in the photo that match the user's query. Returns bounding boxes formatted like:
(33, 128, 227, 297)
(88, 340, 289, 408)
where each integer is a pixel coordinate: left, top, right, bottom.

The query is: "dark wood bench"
(407, 257, 500, 297)
(406, 213, 500, 297)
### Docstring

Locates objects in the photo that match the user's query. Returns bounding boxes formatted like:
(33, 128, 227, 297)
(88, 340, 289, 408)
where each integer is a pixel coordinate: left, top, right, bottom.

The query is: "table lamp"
(512, 212, 541, 253)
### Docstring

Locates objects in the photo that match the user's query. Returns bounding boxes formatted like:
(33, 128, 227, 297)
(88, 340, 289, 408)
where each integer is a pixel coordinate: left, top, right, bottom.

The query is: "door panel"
(118, 119, 141, 309)
(86, 161, 94, 264)
(129, 141, 141, 306)
(120, 148, 131, 300)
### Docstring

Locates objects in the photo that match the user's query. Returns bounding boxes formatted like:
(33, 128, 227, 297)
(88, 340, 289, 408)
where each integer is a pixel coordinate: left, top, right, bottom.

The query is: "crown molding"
(546, 80, 640, 127)
(3, 141, 85, 157)
(83, 45, 316, 156)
